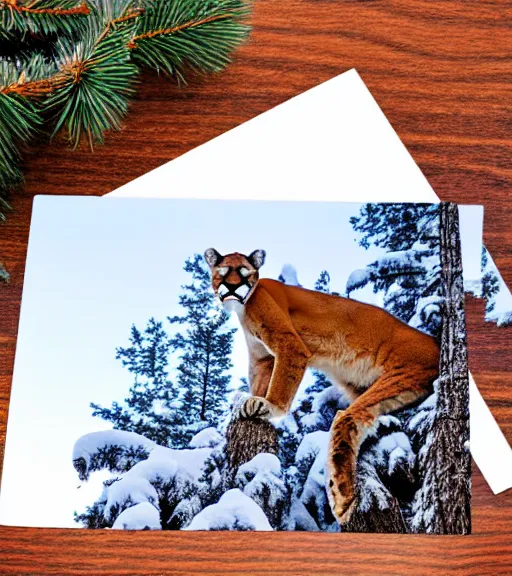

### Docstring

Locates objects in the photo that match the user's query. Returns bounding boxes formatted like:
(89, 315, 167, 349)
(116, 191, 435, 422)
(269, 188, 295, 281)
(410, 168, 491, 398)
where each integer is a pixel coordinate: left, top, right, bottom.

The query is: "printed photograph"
(0, 197, 493, 534)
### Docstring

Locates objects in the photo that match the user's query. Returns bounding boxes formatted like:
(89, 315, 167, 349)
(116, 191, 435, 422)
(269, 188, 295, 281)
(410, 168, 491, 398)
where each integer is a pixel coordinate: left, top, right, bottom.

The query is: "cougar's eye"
(217, 267, 229, 277)
(239, 267, 251, 278)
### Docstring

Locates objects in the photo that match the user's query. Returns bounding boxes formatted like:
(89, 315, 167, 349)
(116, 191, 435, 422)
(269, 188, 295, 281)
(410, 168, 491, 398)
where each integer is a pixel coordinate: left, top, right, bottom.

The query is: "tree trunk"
(344, 494, 407, 534)
(412, 202, 471, 534)
(224, 399, 279, 484)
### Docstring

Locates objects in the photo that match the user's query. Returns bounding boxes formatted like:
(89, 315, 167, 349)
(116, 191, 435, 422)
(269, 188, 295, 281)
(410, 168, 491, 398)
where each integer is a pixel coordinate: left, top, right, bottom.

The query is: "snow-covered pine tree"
(348, 203, 442, 337)
(480, 247, 512, 326)
(481, 246, 500, 314)
(168, 254, 236, 434)
(90, 318, 181, 446)
(90, 254, 236, 449)
(340, 204, 448, 531)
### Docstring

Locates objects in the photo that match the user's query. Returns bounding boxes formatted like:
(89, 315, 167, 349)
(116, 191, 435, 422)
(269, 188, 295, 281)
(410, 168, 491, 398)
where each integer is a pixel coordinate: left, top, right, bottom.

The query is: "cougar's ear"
(204, 248, 223, 268)
(248, 249, 266, 269)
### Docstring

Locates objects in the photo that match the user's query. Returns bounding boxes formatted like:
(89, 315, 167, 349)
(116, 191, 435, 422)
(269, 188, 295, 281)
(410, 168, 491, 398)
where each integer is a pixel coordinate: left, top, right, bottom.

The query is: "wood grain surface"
(1, 1, 511, 574)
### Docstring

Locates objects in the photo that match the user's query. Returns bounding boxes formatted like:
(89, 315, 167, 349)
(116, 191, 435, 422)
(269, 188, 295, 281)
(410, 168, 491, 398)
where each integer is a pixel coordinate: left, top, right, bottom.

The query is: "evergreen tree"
(481, 246, 500, 315)
(348, 203, 441, 336)
(314, 270, 330, 293)
(90, 318, 181, 446)
(91, 254, 236, 448)
(168, 254, 236, 432)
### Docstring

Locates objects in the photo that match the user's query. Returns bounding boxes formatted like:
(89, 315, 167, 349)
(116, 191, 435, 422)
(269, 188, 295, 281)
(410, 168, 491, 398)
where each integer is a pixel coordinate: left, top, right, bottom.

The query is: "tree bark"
(344, 494, 407, 534)
(413, 202, 471, 534)
(224, 399, 279, 484)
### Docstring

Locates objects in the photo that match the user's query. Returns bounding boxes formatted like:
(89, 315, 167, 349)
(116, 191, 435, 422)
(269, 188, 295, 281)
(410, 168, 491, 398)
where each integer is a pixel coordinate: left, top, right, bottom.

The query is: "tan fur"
(206, 252, 440, 525)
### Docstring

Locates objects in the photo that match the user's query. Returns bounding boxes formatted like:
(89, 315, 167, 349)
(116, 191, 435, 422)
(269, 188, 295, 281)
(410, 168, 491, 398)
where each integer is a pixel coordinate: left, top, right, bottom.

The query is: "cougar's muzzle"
(217, 266, 253, 304)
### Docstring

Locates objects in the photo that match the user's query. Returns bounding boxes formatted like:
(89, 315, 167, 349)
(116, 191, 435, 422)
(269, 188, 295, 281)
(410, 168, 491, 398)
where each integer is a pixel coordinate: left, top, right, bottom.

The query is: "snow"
(237, 453, 282, 479)
(112, 502, 161, 530)
(73, 430, 157, 480)
(346, 269, 370, 293)
(276, 413, 299, 435)
(101, 443, 214, 523)
(312, 385, 346, 413)
(185, 489, 273, 531)
(189, 427, 223, 449)
(288, 500, 319, 531)
(278, 263, 301, 286)
(359, 474, 392, 513)
(408, 392, 436, 434)
(295, 431, 329, 464)
(408, 295, 442, 330)
(496, 310, 512, 327)
(294, 433, 332, 529)
(377, 415, 401, 430)
(373, 249, 425, 272)
(388, 448, 407, 477)
(378, 432, 412, 454)
(142, 445, 213, 482)
(169, 495, 203, 529)
(235, 454, 287, 521)
(73, 430, 156, 464)
(105, 475, 158, 520)
(122, 447, 180, 485)
(151, 399, 167, 415)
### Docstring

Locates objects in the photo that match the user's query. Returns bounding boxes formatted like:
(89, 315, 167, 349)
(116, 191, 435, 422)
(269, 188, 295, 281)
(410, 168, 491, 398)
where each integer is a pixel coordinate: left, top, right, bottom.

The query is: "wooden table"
(1, 1, 511, 574)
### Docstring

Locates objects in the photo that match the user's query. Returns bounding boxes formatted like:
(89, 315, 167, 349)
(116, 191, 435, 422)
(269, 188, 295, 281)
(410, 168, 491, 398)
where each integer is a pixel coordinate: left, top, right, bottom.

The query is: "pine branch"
(129, 0, 250, 82)
(1, 0, 89, 35)
(0, 0, 251, 217)
(44, 2, 139, 148)
(0, 58, 43, 208)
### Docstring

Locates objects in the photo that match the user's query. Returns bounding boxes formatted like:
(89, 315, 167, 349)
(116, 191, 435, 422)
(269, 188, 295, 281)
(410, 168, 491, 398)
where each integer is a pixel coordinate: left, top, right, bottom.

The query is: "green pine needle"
(0, 0, 90, 36)
(46, 2, 139, 148)
(130, 0, 250, 82)
(0, 0, 251, 219)
(0, 59, 43, 191)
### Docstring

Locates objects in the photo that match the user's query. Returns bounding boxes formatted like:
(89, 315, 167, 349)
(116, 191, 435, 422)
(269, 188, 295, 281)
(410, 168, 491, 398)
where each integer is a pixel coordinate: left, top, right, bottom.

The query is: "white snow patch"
(73, 430, 156, 468)
(112, 502, 161, 530)
(346, 269, 370, 293)
(237, 453, 282, 478)
(105, 475, 158, 520)
(185, 489, 273, 531)
(189, 427, 223, 449)
(295, 431, 329, 464)
(377, 415, 401, 429)
(146, 445, 213, 482)
(378, 432, 412, 454)
(279, 263, 301, 287)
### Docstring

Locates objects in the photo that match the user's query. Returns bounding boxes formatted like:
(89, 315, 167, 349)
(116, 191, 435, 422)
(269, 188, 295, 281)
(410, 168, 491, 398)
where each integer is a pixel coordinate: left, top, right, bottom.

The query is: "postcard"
(0, 197, 476, 533)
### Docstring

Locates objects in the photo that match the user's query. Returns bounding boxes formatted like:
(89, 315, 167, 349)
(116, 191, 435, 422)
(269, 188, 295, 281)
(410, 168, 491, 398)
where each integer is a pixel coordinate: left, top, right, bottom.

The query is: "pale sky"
(0, 197, 485, 528)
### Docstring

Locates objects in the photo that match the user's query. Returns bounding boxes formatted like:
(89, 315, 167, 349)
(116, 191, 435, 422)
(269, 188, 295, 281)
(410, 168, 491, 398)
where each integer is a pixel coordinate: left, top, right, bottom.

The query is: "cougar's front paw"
(240, 396, 278, 420)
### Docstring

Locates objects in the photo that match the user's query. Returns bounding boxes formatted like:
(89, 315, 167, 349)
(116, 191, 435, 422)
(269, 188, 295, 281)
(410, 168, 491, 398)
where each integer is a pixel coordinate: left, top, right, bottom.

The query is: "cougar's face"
(204, 248, 266, 306)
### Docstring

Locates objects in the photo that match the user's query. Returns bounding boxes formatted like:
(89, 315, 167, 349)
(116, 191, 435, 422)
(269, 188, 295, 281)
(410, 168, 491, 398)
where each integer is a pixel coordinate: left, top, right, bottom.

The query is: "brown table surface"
(1, 1, 511, 574)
